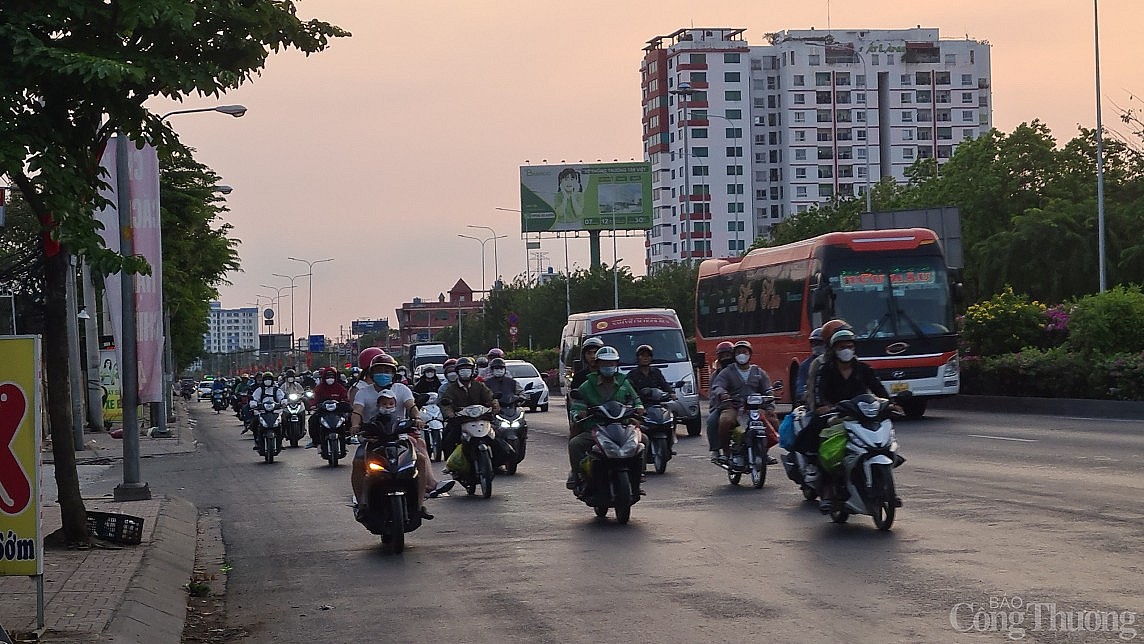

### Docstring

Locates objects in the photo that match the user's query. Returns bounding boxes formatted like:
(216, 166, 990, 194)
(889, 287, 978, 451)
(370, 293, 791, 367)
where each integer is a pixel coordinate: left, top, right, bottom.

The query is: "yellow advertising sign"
(100, 349, 122, 422)
(0, 336, 43, 576)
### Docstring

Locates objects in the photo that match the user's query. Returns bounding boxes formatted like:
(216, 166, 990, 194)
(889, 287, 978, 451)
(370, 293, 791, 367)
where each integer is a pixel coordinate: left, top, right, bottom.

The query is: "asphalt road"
(121, 400, 1143, 643)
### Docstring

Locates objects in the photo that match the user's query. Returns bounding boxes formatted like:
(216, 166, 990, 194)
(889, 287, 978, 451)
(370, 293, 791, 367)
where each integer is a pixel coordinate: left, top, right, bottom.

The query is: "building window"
(725, 165, 743, 175)
(818, 165, 833, 179)
(961, 73, 973, 86)
(915, 71, 932, 85)
(816, 91, 832, 105)
(795, 148, 807, 159)
(961, 110, 974, 122)
(689, 53, 706, 64)
(902, 129, 914, 141)
(793, 93, 806, 105)
(793, 74, 805, 86)
(727, 220, 745, 231)
(815, 72, 831, 86)
(962, 92, 974, 104)
(944, 54, 957, 65)
(767, 76, 778, 90)
(725, 90, 742, 101)
(691, 128, 708, 139)
(724, 71, 741, 82)
(726, 183, 744, 195)
(963, 128, 976, 139)
(795, 167, 807, 179)
(816, 109, 832, 123)
(690, 71, 707, 83)
(795, 186, 808, 198)
(902, 111, 914, 123)
(901, 92, 913, 104)
(794, 111, 806, 123)
(725, 146, 743, 157)
(724, 52, 740, 64)
(726, 127, 743, 138)
(916, 90, 932, 103)
(808, 54, 821, 66)
(870, 54, 880, 66)
(818, 184, 834, 197)
(901, 74, 912, 86)
(725, 108, 742, 119)
(856, 91, 866, 104)
(692, 165, 709, 176)
(692, 147, 708, 157)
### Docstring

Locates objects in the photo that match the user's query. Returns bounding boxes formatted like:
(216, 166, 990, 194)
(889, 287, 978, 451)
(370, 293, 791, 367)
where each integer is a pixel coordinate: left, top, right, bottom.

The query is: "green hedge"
(505, 348, 559, 373)
(961, 348, 1144, 400)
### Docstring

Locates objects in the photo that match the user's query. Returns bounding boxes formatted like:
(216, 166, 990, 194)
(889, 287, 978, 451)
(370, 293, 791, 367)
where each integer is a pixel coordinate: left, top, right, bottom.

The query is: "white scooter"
(417, 393, 446, 462)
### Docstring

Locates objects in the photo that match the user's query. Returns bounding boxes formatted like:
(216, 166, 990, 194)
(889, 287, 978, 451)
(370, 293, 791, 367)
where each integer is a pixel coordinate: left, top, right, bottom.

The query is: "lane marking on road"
(967, 434, 1038, 443)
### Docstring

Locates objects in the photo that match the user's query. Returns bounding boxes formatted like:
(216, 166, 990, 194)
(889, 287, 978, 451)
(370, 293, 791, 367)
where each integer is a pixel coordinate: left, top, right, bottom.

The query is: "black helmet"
(285, 368, 297, 378)
(489, 357, 506, 369)
(476, 356, 489, 368)
(455, 357, 475, 369)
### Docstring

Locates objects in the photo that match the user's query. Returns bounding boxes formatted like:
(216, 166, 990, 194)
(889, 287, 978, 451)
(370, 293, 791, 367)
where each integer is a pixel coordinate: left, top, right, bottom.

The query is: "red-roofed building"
(396, 278, 483, 345)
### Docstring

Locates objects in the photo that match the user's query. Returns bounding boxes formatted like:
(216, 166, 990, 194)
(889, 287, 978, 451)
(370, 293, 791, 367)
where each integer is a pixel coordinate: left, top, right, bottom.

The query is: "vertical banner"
(93, 138, 165, 404)
(0, 336, 43, 576)
(99, 349, 123, 422)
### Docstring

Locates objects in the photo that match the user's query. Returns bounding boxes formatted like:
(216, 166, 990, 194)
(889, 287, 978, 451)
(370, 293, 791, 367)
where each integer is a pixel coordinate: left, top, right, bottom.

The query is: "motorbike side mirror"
(413, 393, 430, 407)
(568, 389, 583, 401)
(673, 380, 686, 388)
(812, 283, 833, 313)
(771, 380, 784, 392)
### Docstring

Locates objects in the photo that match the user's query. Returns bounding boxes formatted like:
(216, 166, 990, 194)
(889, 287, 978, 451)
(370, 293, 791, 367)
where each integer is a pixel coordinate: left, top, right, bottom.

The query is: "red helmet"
(358, 347, 385, 371)
(715, 341, 734, 356)
(821, 319, 853, 347)
(320, 366, 338, 379)
(487, 347, 505, 359)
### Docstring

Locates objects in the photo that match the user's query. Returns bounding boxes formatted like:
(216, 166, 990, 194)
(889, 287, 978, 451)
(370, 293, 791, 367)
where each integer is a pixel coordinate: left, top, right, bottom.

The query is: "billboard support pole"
(589, 230, 602, 269)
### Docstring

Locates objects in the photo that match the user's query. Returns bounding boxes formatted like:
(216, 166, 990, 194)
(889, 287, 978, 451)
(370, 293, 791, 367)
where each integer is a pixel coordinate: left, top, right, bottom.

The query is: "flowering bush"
(1092, 352, 1144, 400)
(960, 287, 1048, 356)
(1043, 304, 1070, 348)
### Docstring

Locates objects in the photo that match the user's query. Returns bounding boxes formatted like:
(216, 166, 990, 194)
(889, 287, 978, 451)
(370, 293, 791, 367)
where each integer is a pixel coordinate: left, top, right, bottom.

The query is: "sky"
(148, 0, 1143, 343)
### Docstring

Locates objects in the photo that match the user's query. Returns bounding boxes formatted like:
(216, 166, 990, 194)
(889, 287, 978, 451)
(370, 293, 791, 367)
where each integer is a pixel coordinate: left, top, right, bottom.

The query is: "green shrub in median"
(1066, 286, 1144, 356)
(960, 286, 1048, 356)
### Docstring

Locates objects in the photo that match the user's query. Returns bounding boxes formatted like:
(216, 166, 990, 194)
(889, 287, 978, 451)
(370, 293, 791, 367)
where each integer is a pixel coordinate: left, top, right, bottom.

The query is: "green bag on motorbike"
(445, 445, 470, 475)
(818, 427, 847, 471)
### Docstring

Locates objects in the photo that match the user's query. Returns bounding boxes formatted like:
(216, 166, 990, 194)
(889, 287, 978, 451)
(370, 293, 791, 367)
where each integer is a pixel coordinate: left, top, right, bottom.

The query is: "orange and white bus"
(695, 228, 959, 417)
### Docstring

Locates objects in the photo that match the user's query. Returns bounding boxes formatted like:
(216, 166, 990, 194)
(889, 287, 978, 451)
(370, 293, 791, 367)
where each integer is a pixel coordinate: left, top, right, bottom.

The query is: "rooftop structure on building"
(641, 26, 992, 270)
(396, 278, 483, 345)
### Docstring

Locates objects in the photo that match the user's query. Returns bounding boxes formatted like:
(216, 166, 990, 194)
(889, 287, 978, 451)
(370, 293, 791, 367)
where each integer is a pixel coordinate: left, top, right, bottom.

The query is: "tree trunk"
(43, 248, 88, 544)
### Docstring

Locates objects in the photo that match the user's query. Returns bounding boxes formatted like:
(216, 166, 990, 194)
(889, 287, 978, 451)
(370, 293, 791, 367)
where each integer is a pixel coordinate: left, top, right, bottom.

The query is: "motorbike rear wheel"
(613, 473, 633, 524)
(505, 460, 518, 475)
(388, 495, 405, 554)
(594, 505, 609, 518)
(478, 451, 494, 499)
(727, 469, 742, 486)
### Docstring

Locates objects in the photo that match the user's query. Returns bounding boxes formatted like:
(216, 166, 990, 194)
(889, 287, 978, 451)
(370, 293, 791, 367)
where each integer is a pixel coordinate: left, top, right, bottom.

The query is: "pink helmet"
(357, 347, 385, 371)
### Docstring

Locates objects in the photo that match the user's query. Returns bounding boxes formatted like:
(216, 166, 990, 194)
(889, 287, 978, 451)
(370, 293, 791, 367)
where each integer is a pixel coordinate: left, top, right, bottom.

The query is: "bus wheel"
(902, 398, 927, 419)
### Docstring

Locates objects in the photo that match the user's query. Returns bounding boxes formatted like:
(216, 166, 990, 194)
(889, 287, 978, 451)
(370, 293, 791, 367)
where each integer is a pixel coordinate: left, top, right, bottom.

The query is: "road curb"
(929, 394, 1144, 420)
(102, 497, 198, 644)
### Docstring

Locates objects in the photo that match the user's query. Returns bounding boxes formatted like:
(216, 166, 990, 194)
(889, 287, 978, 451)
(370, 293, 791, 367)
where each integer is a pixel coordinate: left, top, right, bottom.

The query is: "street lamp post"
(458, 233, 507, 297)
(467, 225, 501, 288)
(670, 83, 694, 262)
(704, 112, 743, 253)
(272, 272, 310, 358)
(260, 284, 295, 367)
(287, 256, 334, 366)
(1094, 0, 1107, 292)
(159, 105, 248, 121)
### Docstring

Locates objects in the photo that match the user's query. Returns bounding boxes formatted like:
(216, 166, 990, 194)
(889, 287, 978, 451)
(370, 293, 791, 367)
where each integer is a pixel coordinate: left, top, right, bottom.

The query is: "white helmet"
(595, 346, 620, 363)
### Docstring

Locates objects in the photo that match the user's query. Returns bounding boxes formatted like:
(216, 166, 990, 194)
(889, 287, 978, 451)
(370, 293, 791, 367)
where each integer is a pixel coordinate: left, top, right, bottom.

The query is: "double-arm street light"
(458, 233, 508, 297)
(271, 272, 310, 349)
(467, 225, 502, 288)
(159, 105, 248, 121)
(287, 256, 334, 364)
(259, 284, 295, 339)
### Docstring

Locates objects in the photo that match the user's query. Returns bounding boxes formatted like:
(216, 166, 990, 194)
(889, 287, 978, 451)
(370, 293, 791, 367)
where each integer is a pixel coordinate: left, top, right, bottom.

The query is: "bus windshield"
(599, 329, 689, 364)
(826, 256, 953, 340)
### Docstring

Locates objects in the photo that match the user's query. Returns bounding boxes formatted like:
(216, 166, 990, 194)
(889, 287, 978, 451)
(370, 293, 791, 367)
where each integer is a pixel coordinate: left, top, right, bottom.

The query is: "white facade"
(641, 27, 992, 270)
(203, 301, 259, 354)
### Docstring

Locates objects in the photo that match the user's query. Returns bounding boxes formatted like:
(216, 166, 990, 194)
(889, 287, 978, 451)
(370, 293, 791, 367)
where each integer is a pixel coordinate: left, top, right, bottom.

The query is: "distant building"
(203, 301, 259, 353)
(641, 26, 992, 269)
(396, 279, 483, 345)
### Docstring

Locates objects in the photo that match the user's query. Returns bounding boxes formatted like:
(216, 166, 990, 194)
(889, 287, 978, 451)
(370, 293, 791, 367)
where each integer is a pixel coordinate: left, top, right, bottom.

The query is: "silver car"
(504, 360, 549, 413)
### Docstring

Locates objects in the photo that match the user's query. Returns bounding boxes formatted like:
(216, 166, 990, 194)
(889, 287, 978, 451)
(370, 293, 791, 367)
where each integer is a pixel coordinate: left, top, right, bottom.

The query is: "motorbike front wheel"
(326, 438, 340, 467)
(613, 472, 633, 524)
(478, 450, 494, 499)
(263, 433, 275, 464)
(750, 443, 767, 489)
(870, 465, 897, 531)
(388, 495, 405, 554)
(652, 436, 669, 474)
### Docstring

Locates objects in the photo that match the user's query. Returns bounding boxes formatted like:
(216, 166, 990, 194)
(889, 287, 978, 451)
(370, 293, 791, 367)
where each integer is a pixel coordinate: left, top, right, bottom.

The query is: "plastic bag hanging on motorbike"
(730, 424, 746, 446)
(445, 445, 471, 475)
(818, 427, 847, 471)
(765, 420, 780, 449)
(778, 413, 796, 450)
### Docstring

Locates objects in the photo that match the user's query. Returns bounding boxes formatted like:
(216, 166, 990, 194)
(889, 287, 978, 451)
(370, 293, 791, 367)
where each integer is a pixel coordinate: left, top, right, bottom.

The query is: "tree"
(159, 144, 241, 371)
(0, 3, 346, 544)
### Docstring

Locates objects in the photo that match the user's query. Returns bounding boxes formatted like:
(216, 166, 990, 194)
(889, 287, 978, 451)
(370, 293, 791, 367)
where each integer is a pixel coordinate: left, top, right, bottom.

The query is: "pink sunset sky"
(148, 0, 1142, 342)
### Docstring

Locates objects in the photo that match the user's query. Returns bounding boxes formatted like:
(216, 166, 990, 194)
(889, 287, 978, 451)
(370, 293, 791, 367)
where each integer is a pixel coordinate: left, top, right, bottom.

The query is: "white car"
(505, 360, 549, 413)
(197, 379, 215, 401)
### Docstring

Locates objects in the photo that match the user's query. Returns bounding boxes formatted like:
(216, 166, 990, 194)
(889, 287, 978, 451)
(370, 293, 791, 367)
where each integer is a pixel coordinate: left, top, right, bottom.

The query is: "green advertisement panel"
(519, 162, 652, 233)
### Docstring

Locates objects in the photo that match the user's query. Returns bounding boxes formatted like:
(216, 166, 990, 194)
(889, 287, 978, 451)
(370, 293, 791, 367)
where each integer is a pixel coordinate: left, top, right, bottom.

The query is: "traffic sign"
(507, 312, 519, 325)
(308, 335, 325, 352)
(508, 325, 519, 337)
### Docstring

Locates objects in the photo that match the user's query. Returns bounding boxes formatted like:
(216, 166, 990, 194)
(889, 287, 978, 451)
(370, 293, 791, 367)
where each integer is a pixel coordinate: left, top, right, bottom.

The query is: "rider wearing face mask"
(437, 357, 499, 470)
(412, 366, 443, 395)
(305, 366, 350, 448)
(281, 368, 306, 398)
(483, 357, 522, 405)
(566, 346, 646, 489)
(245, 371, 286, 444)
(438, 359, 459, 397)
(709, 341, 779, 463)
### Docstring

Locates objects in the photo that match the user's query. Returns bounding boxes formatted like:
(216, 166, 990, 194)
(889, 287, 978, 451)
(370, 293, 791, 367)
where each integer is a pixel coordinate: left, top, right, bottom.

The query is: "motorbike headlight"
(367, 461, 386, 472)
(259, 416, 271, 427)
(321, 418, 333, 429)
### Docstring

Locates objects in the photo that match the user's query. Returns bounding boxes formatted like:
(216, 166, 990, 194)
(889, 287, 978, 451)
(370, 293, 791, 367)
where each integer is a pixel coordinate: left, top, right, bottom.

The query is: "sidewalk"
(0, 400, 202, 643)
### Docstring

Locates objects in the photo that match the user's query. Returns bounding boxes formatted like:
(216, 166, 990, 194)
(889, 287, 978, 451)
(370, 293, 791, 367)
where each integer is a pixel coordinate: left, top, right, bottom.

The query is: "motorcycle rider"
(709, 341, 779, 465)
(569, 337, 604, 390)
(306, 366, 351, 449)
(246, 371, 286, 446)
(626, 344, 673, 405)
(474, 356, 491, 381)
(300, 370, 318, 390)
(281, 368, 306, 398)
(480, 348, 505, 380)
(396, 365, 411, 386)
(350, 354, 451, 521)
(484, 357, 522, 405)
(412, 365, 442, 395)
(567, 346, 646, 489)
(794, 327, 826, 405)
(705, 341, 736, 456)
(438, 358, 459, 398)
(438, 357, 500, 469)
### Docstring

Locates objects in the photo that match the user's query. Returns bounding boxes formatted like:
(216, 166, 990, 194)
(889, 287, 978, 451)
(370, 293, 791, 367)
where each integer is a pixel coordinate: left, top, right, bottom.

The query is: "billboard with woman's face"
(519, 162, 652, 233)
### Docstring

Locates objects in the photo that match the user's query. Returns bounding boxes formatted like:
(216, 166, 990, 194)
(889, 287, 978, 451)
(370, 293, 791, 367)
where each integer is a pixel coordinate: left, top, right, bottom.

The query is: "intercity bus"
(695, 228, 960, 417)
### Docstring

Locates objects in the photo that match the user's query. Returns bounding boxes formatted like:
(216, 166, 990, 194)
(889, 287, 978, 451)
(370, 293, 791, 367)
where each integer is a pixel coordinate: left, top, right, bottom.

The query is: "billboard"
(0, 336, 43, 576)
(351, 319, 389, 336)
(519, 162, 652, 233)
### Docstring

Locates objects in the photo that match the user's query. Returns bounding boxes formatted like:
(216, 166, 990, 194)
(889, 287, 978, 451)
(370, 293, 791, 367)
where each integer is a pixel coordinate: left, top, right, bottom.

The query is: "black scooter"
(640, 387, 676, 475)
(355, 417, 423, 553)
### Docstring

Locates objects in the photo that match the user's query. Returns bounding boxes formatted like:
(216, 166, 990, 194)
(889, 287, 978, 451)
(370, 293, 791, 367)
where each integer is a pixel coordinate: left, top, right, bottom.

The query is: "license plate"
(890, 382, 910, 394)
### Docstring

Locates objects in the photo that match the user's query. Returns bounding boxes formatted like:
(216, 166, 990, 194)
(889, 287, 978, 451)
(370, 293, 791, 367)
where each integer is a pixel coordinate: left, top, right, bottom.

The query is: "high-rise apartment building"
(641, 27, 992, 270)
(203, 301, 259, 354)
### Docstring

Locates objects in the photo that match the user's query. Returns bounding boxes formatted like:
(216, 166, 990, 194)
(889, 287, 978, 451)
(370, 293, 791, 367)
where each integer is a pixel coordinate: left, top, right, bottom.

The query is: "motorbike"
(234, 392, 253, 425)
(254, 398, 284, 463)
(417, 393, 446, 462)
(639, 387, 675, 475)
(355, 417, 423, 553)
(450, 404, 497, 499)
(494, 395, 528, 475)
(315, 399, 352, 466)
(179, 383, 194, 402)
(712, 384, 781, 489)
(210, 388, 230, 413)
(282, 392, 311, 447)
(781, 392, 908, 531)
(569, 391, 644, 524)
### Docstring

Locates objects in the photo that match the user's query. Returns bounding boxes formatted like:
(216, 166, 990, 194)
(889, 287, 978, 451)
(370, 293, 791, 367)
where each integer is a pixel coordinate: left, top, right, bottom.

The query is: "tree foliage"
(0, 2, 346, 544)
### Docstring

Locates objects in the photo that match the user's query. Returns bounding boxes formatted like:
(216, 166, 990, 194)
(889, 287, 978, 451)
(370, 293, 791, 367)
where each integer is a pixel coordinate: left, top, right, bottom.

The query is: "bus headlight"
(943, 355, 960, 377)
